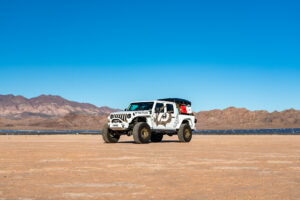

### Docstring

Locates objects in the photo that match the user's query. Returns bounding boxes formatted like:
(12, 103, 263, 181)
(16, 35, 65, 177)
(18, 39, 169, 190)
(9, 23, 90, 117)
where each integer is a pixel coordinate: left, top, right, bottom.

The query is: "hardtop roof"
(130, 98, 191, 105)
(158, 98, 191, 105)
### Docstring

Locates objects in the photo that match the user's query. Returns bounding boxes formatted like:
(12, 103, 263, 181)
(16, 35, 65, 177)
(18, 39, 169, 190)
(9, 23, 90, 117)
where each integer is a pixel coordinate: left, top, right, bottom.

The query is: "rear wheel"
(151, 134, 163, 142)
(133, 122, 151, 144)
(177, 123, 192, 142)
(102, 124, 120, 143)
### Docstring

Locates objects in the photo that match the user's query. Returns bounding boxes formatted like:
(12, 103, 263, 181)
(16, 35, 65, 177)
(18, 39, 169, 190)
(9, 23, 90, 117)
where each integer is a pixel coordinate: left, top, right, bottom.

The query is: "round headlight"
(127, 114, 131, 118)
(110, 114, 114, 119)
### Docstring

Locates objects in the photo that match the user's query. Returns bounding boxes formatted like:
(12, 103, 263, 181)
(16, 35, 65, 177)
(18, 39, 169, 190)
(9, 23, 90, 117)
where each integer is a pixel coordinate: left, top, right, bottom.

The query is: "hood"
(110, 110, 152, 117)
(111, 111, 136, 115)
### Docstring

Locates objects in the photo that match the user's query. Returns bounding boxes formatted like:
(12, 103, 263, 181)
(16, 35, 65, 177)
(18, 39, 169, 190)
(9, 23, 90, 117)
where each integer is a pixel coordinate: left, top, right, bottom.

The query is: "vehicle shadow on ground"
(118, 140, 180, 144)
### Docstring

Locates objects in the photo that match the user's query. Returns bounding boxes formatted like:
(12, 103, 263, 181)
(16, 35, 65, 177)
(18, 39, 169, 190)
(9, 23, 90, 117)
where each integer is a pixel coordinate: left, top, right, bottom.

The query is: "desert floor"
(0, 135, 300, 200)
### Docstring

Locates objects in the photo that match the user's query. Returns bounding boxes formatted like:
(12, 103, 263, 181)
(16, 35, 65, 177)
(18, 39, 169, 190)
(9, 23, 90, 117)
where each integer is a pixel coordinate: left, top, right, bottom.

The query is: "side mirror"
(124, 108, 128, 111)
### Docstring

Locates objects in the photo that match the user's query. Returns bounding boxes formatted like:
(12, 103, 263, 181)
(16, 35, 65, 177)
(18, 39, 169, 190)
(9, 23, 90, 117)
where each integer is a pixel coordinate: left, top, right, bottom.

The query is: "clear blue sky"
(0, 0, 299, 111)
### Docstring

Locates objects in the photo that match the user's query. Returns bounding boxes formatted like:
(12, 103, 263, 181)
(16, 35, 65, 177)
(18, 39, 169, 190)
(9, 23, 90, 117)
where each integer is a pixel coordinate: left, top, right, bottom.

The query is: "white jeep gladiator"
(102, 98, 196, 144)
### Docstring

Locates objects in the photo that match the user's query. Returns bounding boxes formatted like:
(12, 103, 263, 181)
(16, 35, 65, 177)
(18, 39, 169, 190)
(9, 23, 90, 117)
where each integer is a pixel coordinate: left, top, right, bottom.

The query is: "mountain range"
(0, 94, 299, 130)
(0, 94, 118, 119)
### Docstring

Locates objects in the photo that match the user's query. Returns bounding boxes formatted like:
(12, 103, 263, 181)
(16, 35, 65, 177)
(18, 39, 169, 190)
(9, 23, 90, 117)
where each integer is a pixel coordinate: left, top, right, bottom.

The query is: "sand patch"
(213, 166, 258, 170)
(54, 182, 145, 188)
(62, 192, 119, 198)
(289, 167, 300, 170)
(39, 159, 72, 162)
(28, 167, 68, 172)
(196, 158, 257, 164)
(258, 170, 279, 175)
(85, 156, 141, 161)
(267, 160, 293, 164)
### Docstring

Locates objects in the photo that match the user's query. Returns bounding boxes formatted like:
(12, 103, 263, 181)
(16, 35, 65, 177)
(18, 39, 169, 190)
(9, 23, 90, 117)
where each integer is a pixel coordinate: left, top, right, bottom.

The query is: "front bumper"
(108, 120, 129, 131)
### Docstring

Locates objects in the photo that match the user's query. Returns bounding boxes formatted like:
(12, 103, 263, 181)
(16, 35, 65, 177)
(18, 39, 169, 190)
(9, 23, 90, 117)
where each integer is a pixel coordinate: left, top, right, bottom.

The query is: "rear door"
(152, 102, 164, 129)
(152, 102, 176, 130)
(165, 103, 177, 130)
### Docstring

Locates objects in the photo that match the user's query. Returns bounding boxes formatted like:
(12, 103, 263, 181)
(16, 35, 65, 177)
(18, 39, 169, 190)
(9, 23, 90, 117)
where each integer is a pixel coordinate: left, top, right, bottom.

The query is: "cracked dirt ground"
(0, 135, 300, 200)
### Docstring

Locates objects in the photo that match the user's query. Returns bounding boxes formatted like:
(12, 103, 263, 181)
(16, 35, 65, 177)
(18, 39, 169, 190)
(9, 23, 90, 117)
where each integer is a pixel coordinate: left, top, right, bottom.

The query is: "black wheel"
(133, 122, 151, 144)
(151, 134, 163, 142)
(177, 123, 192, 142)
(102, 124, 120, 143)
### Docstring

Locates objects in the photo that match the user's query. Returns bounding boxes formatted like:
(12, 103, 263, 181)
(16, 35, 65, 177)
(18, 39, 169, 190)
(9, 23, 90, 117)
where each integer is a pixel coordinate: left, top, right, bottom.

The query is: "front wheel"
(102, 124, 120, 143)
(177, 123, 192, 142)
(133, 122, 151, 144)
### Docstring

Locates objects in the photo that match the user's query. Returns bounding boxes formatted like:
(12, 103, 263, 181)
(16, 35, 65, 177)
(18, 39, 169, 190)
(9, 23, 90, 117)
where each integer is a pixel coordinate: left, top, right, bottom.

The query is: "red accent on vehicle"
(180, 105, 187, 114)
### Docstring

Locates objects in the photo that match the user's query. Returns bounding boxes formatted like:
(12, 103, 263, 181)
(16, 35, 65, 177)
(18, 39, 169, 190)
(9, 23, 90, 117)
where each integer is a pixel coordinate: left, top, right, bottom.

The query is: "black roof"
(158, 98, 191, 105)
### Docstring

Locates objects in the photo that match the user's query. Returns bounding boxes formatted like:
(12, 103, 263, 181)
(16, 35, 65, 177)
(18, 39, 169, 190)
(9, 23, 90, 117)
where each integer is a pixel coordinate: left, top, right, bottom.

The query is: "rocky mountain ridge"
(0, 94, 118, 119)
(195, 107, 300, 130)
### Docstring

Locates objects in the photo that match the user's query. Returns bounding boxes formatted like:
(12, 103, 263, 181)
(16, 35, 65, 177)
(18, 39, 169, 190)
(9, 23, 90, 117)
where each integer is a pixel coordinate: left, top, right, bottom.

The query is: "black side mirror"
(124, 108, 128, 111)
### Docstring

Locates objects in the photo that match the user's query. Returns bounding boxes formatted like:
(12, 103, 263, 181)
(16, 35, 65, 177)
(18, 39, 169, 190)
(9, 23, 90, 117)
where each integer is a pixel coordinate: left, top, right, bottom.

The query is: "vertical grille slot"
(114, 114, 127, 121)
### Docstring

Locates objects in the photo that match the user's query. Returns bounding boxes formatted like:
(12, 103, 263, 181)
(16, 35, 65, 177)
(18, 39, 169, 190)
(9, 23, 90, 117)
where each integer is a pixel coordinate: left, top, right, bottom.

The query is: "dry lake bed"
(0, 135, 300, 200)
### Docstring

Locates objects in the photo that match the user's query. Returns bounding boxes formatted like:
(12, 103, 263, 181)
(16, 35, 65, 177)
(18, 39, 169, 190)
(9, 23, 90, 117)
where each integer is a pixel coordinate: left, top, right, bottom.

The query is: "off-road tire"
(151, 134, 163, 142)
(178, 123, 192, 142)
(133, 122, 151, 144)
(102, 124, 120, 143)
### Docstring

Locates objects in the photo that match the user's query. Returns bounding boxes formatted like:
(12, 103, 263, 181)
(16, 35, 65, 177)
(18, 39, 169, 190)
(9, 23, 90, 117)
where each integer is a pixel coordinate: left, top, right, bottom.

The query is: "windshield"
(128, 102, 154, 111)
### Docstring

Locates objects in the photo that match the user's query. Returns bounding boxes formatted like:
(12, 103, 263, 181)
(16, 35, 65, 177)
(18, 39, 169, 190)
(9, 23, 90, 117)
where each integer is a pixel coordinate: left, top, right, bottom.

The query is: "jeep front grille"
(113, 114, 127, 121)
(112, 119, 122, 123)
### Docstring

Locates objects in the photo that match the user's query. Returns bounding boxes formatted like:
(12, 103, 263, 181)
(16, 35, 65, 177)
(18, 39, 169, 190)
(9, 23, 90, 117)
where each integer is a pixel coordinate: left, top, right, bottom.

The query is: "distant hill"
(195, 107, 300, 130)
(0, 94, 299, 130)
(0, 94, 119, 119)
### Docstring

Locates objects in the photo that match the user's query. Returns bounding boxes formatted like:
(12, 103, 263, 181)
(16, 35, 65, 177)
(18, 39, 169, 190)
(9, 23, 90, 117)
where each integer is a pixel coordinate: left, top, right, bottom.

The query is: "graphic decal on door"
(153, 105, 172, 127)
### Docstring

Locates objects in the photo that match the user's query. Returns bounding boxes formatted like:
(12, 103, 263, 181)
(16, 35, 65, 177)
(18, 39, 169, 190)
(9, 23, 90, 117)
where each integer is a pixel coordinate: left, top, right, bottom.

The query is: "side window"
(155, 103, 164, 113)
(166, 104, 174, 113)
